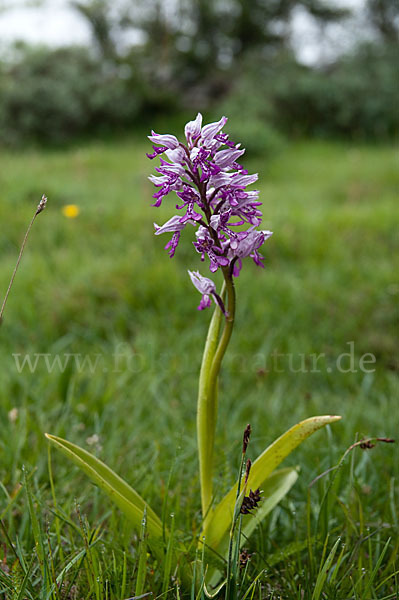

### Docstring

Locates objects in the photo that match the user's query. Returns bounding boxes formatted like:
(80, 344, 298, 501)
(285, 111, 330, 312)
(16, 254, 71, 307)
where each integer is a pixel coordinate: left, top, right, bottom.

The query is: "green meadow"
(0, 136, 398, 598)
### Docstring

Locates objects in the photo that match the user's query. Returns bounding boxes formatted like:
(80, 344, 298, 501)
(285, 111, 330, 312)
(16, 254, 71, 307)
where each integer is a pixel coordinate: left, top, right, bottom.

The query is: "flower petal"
(148, 131, 179, 150)
(188, 270, 216, 295)
(185, 113, 203, 143)
(154, 215, 187, 235)
(201, 116, 228, 143)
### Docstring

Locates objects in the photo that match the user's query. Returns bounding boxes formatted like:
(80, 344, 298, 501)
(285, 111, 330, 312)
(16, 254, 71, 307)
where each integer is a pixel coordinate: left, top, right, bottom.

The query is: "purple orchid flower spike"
(147, 113, 273, 308)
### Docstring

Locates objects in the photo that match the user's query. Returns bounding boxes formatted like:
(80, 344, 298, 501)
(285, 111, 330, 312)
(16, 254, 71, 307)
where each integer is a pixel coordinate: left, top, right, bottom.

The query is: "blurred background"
(0, 0, 398, 146)
(0, 4, 398, 593)
(0, 0, 398, 458)
(0, 0, 397, 471)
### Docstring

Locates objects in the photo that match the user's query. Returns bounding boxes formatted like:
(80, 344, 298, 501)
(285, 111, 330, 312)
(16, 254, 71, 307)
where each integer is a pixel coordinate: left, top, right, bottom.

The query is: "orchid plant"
(46, 114, 341, 591)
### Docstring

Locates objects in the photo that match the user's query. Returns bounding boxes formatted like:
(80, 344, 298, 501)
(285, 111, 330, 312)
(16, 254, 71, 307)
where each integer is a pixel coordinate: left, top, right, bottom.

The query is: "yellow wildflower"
(62, 204, 80, 218)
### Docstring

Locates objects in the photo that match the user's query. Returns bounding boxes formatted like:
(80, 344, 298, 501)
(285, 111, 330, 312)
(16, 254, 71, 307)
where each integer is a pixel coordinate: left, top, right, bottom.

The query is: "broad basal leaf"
(45, 434, 163, 551)
(203, 415, 341, 552)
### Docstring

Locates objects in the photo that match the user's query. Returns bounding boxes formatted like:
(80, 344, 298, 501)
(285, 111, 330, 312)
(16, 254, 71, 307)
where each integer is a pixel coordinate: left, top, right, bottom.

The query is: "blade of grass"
(361, 537, 391, 597)
(135, 508, 148, 597)
(312, 537, 341, 600)
(162, 512, 175, 593)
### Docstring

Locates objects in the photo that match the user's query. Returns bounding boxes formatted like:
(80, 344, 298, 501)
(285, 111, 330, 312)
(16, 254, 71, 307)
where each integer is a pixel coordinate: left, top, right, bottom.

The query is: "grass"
(0, 133, 398, 598)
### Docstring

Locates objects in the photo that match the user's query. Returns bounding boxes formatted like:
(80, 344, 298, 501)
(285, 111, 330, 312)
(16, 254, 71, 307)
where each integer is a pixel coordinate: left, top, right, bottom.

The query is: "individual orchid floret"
(188, 270, 226, 313)
(154, 215, 188, 235)
(194, 226, 230, 273)
(229, 229, 273, 259)
(229, 229, 273, 276)
(213, 147, 245, 169)
(154, 215, 194, 258)
(147, 132, 179, 159)
(184, 113, 203, 146)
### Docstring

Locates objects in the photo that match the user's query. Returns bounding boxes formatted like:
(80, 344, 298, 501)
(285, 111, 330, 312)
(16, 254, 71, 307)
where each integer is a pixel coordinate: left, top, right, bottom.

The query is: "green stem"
(197, 290, 224, 521)
(197, 269, 236, 522)
(226, 453, 245, 598)
(0, 212, 37, 324)
(208, 268, 236, 396)
(0, 195, 46, 326)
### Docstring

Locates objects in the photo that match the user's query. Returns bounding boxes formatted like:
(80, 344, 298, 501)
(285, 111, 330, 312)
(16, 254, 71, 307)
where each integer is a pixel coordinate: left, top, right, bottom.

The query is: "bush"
(272, 43, 399, 139)
(0, 45, 143, 145)
(218, 43, 399, 144)
(0, 39, 397, 146)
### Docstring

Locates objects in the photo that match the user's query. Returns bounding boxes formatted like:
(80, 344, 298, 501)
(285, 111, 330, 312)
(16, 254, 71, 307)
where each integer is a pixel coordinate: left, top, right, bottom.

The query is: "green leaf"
(203, 415, 341, 552)
(45, 434, 163, 553)
(46, 434, 195, 587)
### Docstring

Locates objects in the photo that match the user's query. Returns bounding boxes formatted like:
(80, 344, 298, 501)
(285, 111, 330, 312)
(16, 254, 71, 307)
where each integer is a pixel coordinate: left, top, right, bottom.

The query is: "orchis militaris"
(45, 114, 341, 591)
(147, 114, 273, 517)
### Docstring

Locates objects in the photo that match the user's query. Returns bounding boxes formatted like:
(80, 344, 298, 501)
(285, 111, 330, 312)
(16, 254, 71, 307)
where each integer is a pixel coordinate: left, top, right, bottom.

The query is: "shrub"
(219, 43, 399, 143)
(272, 42, 399, 139)
(0, 44, 143, 145)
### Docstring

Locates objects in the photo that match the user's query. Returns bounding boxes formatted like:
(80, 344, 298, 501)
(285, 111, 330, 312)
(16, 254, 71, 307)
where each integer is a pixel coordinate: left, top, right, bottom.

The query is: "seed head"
(36, 194, 48, 215)
(239, 548, 252, 569)
(240, 487, 262, 515)
(359, 437, 395, 450)
(242, 423, 251, 454)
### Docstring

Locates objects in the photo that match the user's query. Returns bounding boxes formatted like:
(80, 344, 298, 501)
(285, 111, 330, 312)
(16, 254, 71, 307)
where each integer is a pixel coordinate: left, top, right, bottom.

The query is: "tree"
(70, 0, 352, 102)
(72, 0, 117, 59)
(366, 0, 399, 44)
